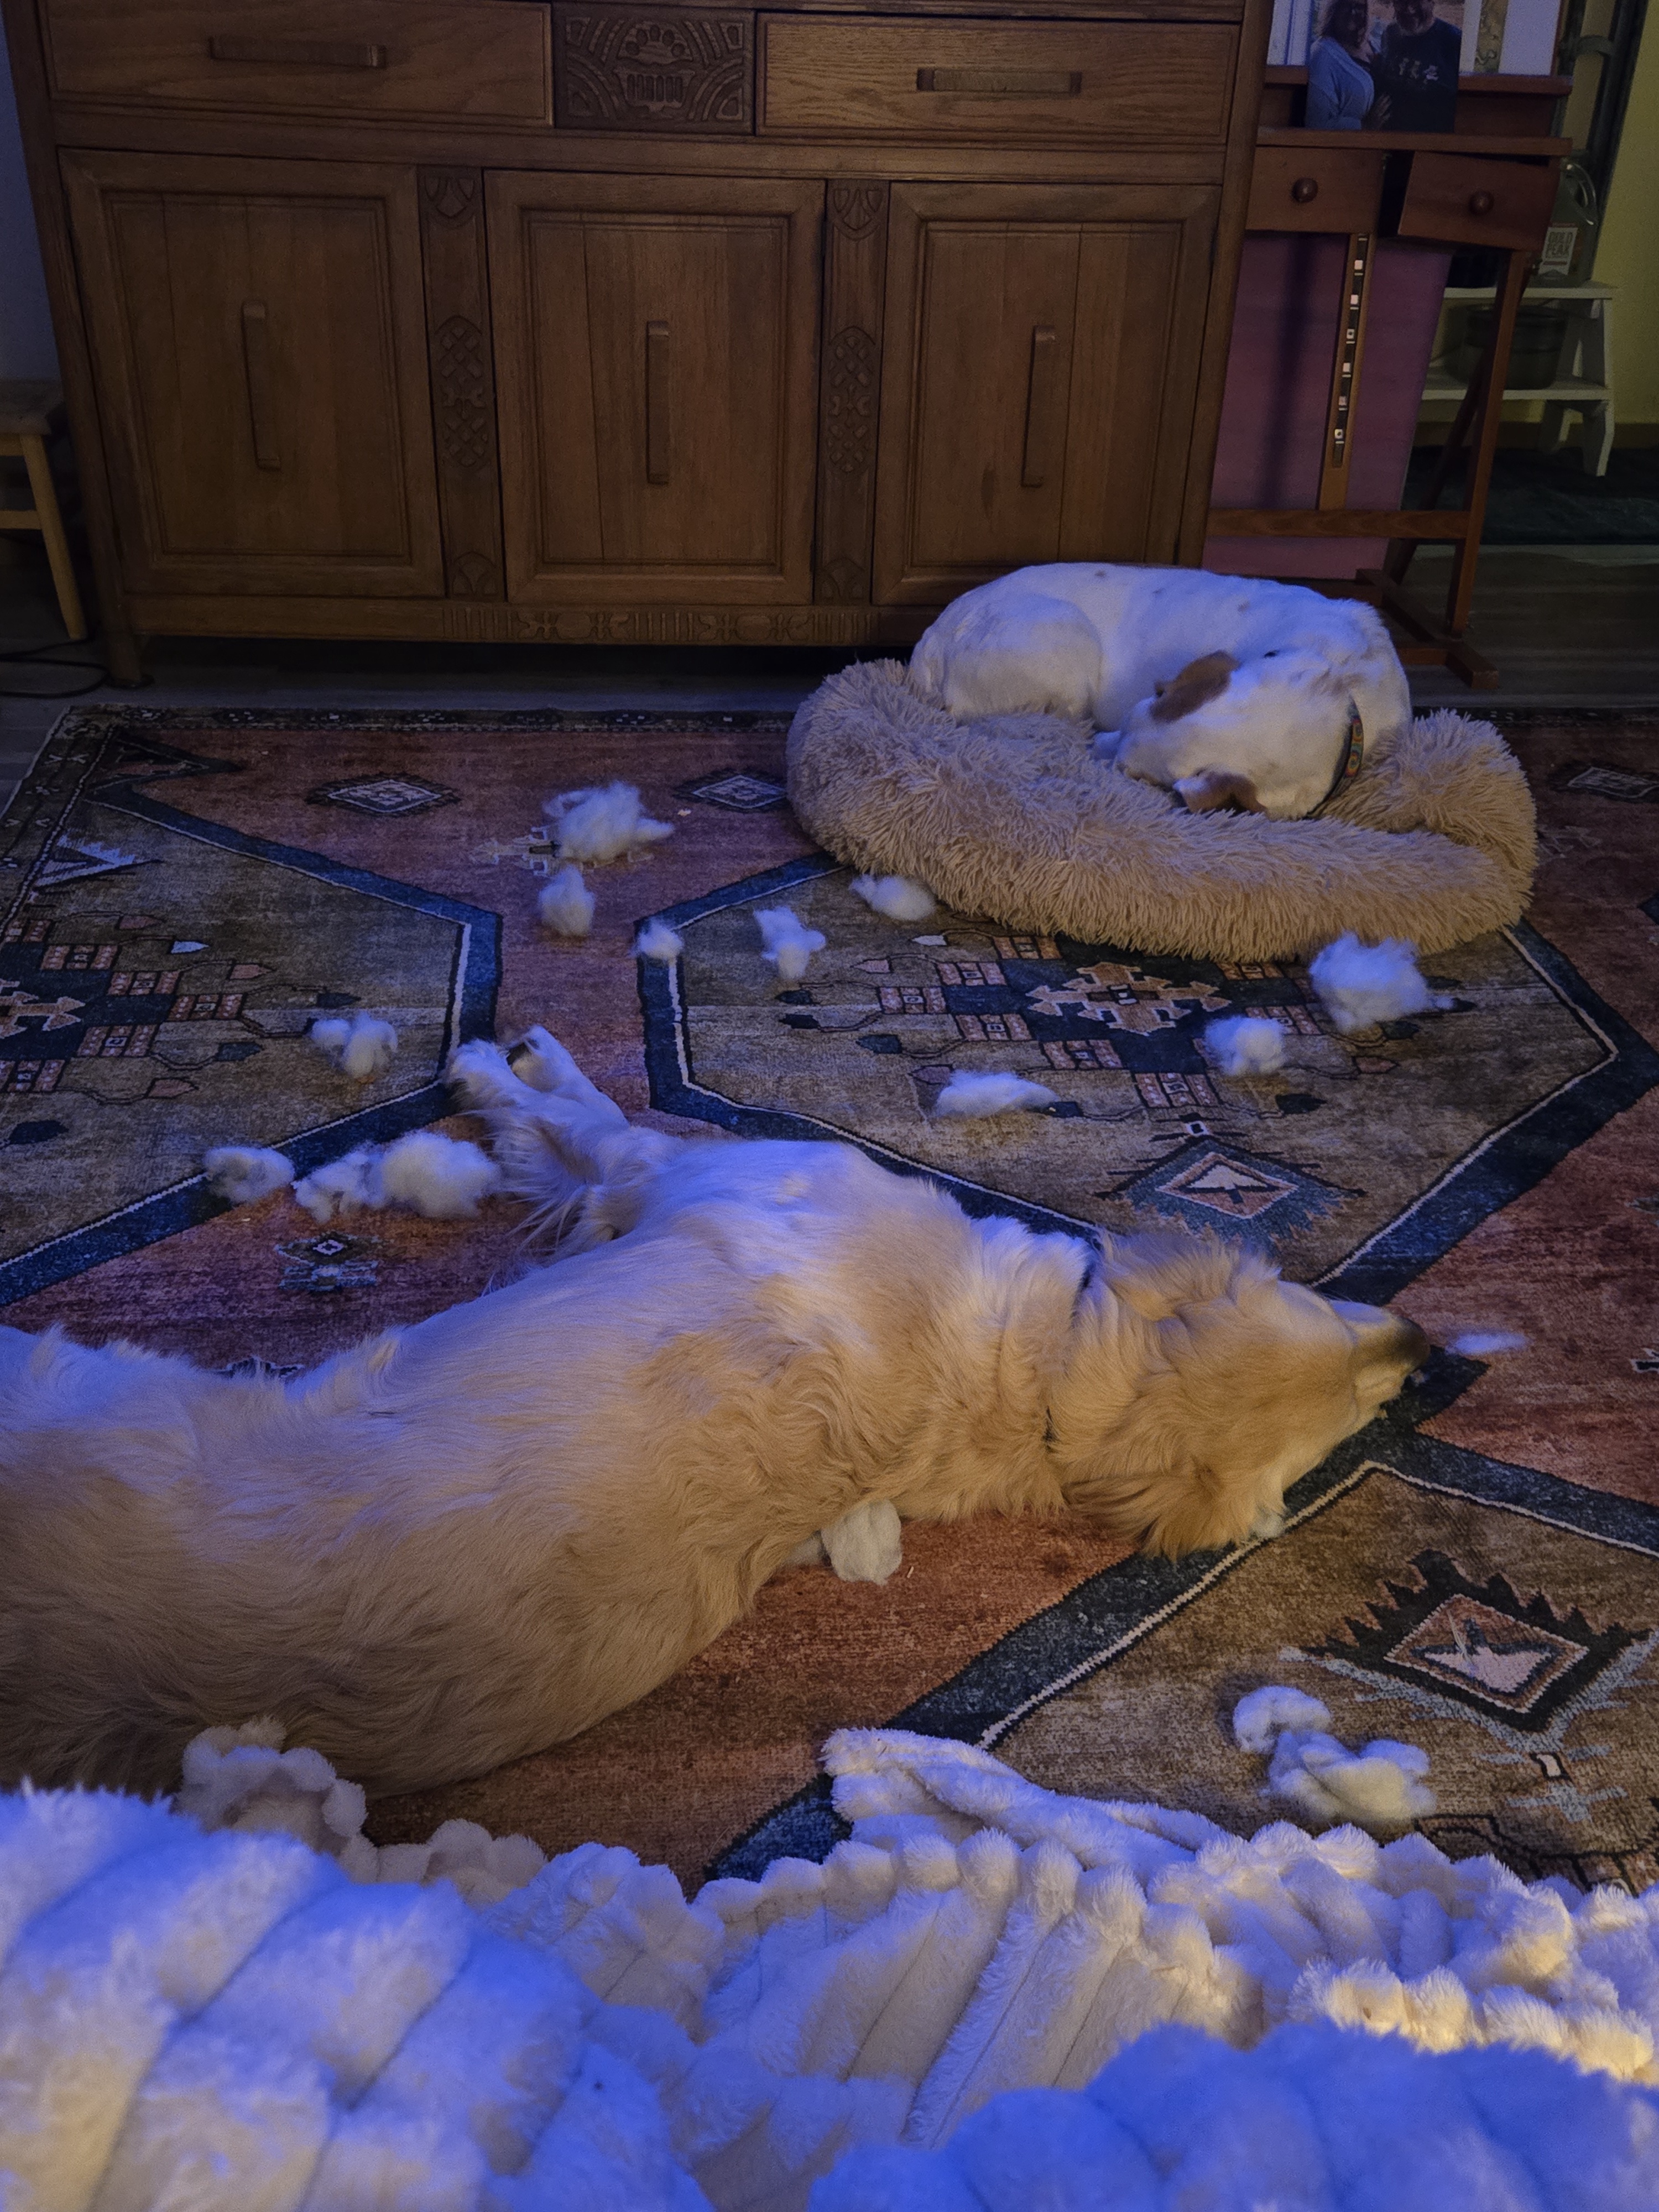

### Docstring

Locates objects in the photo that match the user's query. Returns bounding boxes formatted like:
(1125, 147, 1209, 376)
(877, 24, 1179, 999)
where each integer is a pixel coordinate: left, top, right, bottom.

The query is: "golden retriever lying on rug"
(0, 1031, 1426, 1798)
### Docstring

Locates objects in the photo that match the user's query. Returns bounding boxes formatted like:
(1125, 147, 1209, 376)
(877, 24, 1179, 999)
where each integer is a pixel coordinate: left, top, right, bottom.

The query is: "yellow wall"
(1594, 11, 1659, 424)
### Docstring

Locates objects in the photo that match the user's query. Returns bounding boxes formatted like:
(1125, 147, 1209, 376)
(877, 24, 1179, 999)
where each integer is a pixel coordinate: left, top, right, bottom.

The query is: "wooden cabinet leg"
(100, 626, 147, 685)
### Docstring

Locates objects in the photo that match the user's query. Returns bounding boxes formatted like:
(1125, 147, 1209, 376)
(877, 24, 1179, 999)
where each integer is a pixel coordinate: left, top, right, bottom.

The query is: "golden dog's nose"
(1396, 1319, 1432, 1373)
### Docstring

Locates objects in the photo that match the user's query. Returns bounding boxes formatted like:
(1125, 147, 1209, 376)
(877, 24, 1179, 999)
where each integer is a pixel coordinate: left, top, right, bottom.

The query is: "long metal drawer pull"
(240, 301, 281, 472)
(1021, 325, 1059, 488)
(209, 35, 388, 69)
(915, 67, 1083, 96)
(645, 320, 671, 485)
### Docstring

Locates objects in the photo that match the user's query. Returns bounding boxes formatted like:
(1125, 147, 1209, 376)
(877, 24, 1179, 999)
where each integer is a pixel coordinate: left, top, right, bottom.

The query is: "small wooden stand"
(0, 380, 87, 643)
(1209, 77, 1569, 687)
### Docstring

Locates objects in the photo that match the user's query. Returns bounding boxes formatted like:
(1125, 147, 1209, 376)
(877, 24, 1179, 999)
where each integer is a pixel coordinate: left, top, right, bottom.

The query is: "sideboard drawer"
(1246, 146, 1386, 233)
(43, 0, 552, 123)
(1392, 152, 1556, 252)
(758, 17, 1236, 143)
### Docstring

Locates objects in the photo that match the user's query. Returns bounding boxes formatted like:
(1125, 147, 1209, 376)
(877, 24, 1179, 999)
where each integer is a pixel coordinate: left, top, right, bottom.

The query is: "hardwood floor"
(3, 534, 1656, 808)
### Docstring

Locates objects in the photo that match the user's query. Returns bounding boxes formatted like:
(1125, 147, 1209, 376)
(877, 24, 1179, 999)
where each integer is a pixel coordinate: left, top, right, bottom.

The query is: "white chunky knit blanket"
(4, 1726, 1658, 2210)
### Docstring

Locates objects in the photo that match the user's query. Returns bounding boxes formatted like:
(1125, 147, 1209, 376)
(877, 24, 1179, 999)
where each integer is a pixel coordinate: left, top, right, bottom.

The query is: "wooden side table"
(1208, 75, 1569, 687)
(1427, 280, 1615, 475)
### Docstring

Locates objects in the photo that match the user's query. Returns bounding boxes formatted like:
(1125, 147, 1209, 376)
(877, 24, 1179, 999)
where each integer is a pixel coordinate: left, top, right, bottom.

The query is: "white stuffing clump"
(1449, 1329, 1530, 1358)
(851, 873, 937, 922)
(633, 919, 684, 962)
(546, 780, 674, 864)
(1204, 1014, 1288, 1076)
(292, 1131, 500, 1223)
(1234, 1685, 1434, 1829)
(933, 1071, 1058, 1118)
(309, 1011, 399, 1081)
(201, 1145, 294, 1204)
(1308, 933, 1451, 1034)
(293, 1145, 383, 1223)
(377, 1129, 502, 1218)
(538, 862, 596, 938)
(1267, 1730, 1436, 1829)
(1232, 1684, 1333, 1755)
(755, 904, 827, 983)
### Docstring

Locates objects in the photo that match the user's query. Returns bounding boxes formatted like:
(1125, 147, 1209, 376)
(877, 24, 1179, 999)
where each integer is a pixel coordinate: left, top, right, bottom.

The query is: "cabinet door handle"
(915, 67, 1082, 95)
(240, 301, 281, 472)
(1021, 324, 1060, 489)
(645, 320, 671, 486)
(209, 35, 388, 68)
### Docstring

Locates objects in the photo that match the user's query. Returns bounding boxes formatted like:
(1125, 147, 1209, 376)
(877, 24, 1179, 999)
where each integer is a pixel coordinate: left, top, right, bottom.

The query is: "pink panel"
(1203, 234, 1452, 579)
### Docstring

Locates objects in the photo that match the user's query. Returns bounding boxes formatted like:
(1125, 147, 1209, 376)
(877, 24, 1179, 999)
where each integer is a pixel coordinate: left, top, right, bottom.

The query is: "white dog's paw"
(1249, 1507, 1287, 1543)
(821, 1498, 904, 1584)
(446, 1039, 519, 1107)
(1091, 729, 1124, 763)
(506, 1025, 580, 1095)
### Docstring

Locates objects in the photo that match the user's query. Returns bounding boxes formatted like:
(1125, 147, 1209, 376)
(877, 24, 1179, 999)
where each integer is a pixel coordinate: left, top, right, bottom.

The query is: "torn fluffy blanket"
(6, 1729, 1659, 2210)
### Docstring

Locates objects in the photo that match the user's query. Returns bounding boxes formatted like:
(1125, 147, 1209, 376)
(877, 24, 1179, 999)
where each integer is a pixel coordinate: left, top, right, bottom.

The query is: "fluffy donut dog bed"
(786, 661, 1536, 963)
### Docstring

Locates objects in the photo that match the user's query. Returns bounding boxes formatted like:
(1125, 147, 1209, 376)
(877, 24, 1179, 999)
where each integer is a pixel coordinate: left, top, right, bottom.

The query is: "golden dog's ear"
(1150, 651, 1239, 724)
(1173, 768, 1264, 814)
(1052, 1254, 1384, 1558)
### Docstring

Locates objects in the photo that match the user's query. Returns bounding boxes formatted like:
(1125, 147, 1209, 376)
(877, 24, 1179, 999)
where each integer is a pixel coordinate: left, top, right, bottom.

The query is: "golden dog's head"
(1051, 1233, 1428, 1556)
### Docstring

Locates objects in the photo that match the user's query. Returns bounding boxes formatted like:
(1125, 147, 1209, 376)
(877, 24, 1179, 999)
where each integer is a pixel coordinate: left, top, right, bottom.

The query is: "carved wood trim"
(439, 602, 888, 645)
(554, 6, 753, 133)
(816, 179, 887, 606)
(418, 165, 504, 601)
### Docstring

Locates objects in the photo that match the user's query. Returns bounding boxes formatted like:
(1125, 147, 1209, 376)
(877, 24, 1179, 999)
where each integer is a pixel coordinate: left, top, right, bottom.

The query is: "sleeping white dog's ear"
(1150, 651, 1239, 722)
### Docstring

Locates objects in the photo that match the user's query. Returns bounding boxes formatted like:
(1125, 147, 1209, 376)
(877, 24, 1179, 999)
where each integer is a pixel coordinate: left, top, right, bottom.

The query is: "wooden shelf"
(1444, 281, 1613, 299)
(1423, 371, 1610, 401)
(1256, 126, 1570, 154)
(1263, 67, 1572, 93)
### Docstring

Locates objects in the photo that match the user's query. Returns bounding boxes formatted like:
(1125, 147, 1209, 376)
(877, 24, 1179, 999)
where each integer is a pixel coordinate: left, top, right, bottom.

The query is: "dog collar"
(1313, 699, 1364, 813)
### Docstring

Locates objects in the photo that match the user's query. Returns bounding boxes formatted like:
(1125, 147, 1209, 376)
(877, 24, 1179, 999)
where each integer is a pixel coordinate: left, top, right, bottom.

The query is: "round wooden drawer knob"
(1468, 190, 1495, 216)
(1292, 176, 1319, 203)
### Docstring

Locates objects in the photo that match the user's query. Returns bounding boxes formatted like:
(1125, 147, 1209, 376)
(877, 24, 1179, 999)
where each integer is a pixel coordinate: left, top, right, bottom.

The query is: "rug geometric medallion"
(4, 702, 1657, 1896)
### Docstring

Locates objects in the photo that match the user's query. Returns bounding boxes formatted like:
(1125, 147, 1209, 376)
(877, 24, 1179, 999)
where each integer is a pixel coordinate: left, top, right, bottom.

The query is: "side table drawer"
(759, 17, 1236, 144)
(1392, 152, 1556, 252)
(1246, 146, 1387, 232)
(43, 0, 552, 123)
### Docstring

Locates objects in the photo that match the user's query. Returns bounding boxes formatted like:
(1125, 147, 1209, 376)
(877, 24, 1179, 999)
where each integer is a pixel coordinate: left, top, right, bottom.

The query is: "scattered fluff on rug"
(786, 661, 1537, 963)
(8, 1726, 1651, 2208)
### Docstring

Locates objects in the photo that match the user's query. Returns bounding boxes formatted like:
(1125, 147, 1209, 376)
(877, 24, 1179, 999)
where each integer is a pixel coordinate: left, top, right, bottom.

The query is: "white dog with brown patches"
(911, 563, 1412, 820)
(0, 1031, 1427, 1801)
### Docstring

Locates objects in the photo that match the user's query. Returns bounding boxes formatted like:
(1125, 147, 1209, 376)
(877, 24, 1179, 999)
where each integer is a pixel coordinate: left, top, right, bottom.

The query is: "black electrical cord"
(0, 634, 112, 698)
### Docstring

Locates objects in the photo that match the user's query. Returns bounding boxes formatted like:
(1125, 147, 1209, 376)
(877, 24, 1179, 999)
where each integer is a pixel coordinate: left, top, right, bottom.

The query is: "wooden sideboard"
(2, 0, 1272, 679)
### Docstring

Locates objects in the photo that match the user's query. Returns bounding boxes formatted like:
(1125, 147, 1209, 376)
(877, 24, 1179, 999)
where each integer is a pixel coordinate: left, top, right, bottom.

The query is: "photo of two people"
(1305, 0, 1463, 132)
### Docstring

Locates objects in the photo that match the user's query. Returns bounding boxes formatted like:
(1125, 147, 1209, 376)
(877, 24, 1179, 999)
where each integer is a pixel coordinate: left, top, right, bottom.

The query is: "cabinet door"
(63, 152, 444, 598)
(488, 173, 821, 604)
(873, 184, 1219, 604)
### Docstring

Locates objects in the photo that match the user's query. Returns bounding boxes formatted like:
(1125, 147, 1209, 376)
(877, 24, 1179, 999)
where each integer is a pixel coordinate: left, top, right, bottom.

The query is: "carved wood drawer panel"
(1245, 147, 1386, 233)
(1391, 152, 1556, 253)
(41, 0, 552, 123)
(554, 4, 753, 132)
(758, 17, 1235, 143)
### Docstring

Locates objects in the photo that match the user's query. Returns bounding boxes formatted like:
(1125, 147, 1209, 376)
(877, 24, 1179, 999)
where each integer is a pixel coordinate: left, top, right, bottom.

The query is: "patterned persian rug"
(3, 705, 1657, 1891)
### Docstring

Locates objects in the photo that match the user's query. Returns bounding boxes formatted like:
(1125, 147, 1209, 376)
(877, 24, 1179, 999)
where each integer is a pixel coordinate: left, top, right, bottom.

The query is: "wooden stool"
(0, 380, 88, 641)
